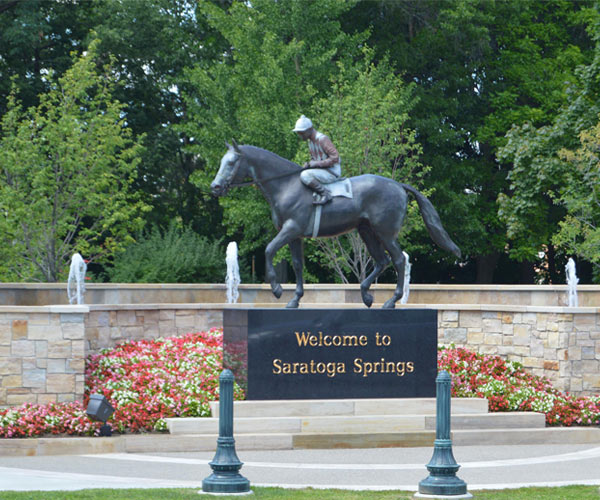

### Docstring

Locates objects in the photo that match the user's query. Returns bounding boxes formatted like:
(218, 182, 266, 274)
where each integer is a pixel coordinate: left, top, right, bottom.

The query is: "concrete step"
(166, 411, 544, 436)
(208, 397, 489, 417)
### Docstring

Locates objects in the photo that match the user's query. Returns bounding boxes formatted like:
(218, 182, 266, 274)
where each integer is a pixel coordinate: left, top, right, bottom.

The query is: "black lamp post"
(86, 394, 115, 436)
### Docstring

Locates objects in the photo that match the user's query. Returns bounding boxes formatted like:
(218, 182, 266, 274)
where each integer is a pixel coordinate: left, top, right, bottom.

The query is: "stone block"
(35, 341, 48, 357)
(558, 348, 568, 361)
(543, 360, 559, 371)
(502, 335, 513, 346)
(513, 324, 531, 346)
(47, 341, 71, 359)
(87, 311, 110, 327)
(583, 374, 600, 391)
(443, 328, 467, 344)
(559, 321, 574, 332)
(60, 313, 84, 324)
(523, 357, 544, 369)
(502, 324, 514, 336)
(117, 310, 137, 326)
(467, 331, 484, 344)
(521, 313, 537, 325)
(479, 345, 499, 355)
(547, 331, 559, 348)
(0, 346, 10, 356)
(459, 311, 482, 328)
(37, 394, 57, 404)
(57, 393, 76, 403)
(22, 359, 37, 370)
(568, 346, 582, 361)
(71, 340, 85, 359)
(570, 378, 583, 392)
(46, 374, 75, 393)
(175, 315, 195, 329)
(36, 358, 47, 369)
(0, 358, 21, 375)
(159, 310, 175, 321)
(574, 314, 596, 331)
(29, 313, 50, 326)
(175, 309, 193, 317)
(513, 346, 530, 356)
(544, 349, 557, 360)
(582, 360, 599, 372)
(1, 375, 22, 388)
(484, 333, 502, 345)
(11, 320, 27, 340)
(501, 314, 513, 324)
(7, 393, 36, 405)
(530, 339, 544, 357)
(66, 358, 85, 374)
(0, 324, 11, 345)
(546, 322, 559, 332)
(442, 310, 459, 322)
(27, 324, 62, 341)
(22, 369, 46, 388)
(11, 340, 35, 357)
(110, 327, 124, 340)
(582, 346, 596, 360)
(482, 318, 502, 333)
(121, 326, 144, 340)
(47, 359, 65, 373)
(61, 323, 84, 340)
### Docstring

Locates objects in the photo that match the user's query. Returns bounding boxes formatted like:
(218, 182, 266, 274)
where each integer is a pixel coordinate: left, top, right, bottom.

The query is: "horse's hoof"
(362, 293, 373, 308)
(382, 299, 396, 309)
(272, 284, 283, 299)
(286, 298, 299, 309)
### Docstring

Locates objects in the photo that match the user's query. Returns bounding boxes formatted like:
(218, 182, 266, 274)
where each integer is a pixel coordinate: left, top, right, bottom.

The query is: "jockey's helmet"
(292, 115, 313, 132)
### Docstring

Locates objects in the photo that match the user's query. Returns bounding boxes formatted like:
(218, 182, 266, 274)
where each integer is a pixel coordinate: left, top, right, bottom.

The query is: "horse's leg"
(357, 224, 390, 308)
(379, 237, 406, 309)
(286, 238, 304, 309)
(265, 220, 302, 299)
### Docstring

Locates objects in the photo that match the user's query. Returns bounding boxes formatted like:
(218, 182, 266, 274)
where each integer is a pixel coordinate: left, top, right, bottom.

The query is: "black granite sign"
(223, 308, 437, 400)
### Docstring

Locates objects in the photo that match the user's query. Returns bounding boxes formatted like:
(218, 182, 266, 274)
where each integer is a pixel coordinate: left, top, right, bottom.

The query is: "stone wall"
(0, 307, 86, 406)
(2, 303, 600, 407)
(85, 306, 223, 352)
(439, 308, 600, 395)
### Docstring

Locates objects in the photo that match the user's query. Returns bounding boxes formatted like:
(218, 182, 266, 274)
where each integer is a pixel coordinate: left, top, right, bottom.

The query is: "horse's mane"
(240, 145, 300, 171)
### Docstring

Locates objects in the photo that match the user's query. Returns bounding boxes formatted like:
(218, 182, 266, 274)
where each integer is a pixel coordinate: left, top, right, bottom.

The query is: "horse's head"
(211, 140, 249, 196)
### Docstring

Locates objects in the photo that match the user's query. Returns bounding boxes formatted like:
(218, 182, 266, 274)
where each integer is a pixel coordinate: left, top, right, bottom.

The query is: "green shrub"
(105, 222, 226, 283)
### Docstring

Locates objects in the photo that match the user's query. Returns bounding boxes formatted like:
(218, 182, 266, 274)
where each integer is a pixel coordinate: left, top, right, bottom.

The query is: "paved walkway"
(1, 443, 600, 492)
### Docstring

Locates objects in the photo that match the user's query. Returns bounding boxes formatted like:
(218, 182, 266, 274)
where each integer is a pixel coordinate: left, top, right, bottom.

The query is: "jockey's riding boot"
(307, 179, 332, 205)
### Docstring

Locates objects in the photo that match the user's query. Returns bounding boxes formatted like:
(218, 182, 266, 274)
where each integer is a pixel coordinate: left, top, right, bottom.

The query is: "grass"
(0, 486, 598, 499)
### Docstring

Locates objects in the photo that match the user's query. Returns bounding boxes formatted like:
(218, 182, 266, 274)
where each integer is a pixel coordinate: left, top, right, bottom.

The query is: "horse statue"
(211, 141, 461, 309)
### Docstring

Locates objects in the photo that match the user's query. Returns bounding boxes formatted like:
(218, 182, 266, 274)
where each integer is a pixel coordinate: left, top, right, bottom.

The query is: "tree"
(499, 17, 600, 281)
(181, 0, 366, 263)
(303, 52, 428, 283)
(0, 40, 148, 281)
(343, 0, 597, 283)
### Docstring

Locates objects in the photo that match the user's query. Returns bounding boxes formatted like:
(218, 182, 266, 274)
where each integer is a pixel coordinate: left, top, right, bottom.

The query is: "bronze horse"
(211, 142, 461, 308)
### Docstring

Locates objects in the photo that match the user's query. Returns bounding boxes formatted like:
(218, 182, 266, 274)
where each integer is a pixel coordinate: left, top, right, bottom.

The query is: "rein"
(229, 166, 303, 188)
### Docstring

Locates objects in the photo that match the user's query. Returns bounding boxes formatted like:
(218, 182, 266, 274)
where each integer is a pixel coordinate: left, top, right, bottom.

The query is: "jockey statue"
(293, 115, 341, 205)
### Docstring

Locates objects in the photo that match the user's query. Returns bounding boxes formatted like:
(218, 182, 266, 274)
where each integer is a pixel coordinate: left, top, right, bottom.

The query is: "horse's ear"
(231, 138, 242, 154)
(225, 140, 232, 150)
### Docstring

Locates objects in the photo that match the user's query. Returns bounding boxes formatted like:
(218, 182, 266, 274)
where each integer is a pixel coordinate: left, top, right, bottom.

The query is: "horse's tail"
(400, 183, 462, 258)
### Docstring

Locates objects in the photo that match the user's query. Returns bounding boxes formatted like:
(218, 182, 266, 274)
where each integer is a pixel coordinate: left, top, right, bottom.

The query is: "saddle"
(308, 178, 353, 237)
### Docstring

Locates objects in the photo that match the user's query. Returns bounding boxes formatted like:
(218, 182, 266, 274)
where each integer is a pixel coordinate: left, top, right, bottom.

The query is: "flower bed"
(438, 346, 600, 426)
(1, 337, 599, 438)
(0, 328, 244, 438)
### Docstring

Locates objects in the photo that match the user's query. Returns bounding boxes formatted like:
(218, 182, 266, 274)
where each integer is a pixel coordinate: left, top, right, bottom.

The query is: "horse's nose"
(211, 181, 222, 195)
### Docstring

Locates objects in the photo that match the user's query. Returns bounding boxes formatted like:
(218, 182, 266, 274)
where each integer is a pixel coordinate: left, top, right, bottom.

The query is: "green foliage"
(105, 221, 226, 283)
(498, 17, 600, 277)
(0, 39, 148, 282)
(181, 0, 366, 256)
(302, 51, 428, 282)
(553, 120, 600, 279)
